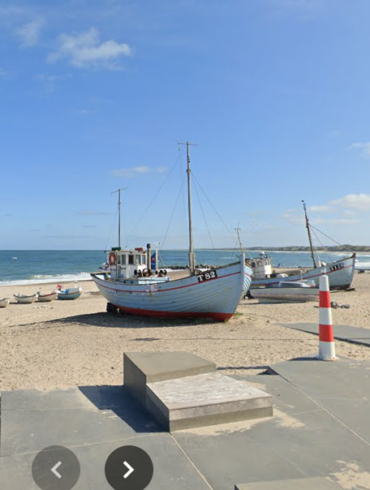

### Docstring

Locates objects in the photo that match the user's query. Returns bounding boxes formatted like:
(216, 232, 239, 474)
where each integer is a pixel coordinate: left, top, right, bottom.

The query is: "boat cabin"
(107, 245, 170, 283)
(249, 252, 272, 280)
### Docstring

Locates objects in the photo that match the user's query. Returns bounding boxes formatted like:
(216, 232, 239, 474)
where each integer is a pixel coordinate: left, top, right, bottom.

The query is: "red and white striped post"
(318, 275, 337, 360)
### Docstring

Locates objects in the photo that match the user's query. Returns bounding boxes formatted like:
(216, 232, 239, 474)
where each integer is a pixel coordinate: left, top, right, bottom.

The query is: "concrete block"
(124, 352, 216, 406)
(147, 372, 273, 431)
(235, 477, 341, 490)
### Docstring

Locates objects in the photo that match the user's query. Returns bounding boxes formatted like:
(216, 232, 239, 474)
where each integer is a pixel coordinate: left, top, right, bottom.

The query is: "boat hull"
(14, 294, 37, 304)
(0, 298, 10, 308)
(251, 254, 356, 290)
(58, 292, 82, 300)
(38, 292, 58, 302)
(250, 288, 318, 303)
(91, 257, 252, 321)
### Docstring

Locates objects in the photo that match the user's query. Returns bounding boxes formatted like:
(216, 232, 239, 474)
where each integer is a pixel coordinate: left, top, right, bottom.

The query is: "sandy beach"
(0, 273, 369, 393)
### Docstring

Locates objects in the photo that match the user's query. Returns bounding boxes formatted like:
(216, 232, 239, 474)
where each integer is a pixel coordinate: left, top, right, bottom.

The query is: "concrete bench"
(124, 352, 216, 407)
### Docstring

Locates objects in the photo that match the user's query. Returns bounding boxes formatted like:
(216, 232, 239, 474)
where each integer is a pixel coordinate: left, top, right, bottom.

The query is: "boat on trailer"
(249, 202, 356, 291)
(91, 143, 252, 322)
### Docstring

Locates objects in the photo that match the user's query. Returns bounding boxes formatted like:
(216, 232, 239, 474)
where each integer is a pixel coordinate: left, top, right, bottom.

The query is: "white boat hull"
(251, 254, 356, 290)
(91, 256, 252, 321)
(14, 294, 37, 304)
(38, 292, 58, 302)
(0, 298, 10, 308)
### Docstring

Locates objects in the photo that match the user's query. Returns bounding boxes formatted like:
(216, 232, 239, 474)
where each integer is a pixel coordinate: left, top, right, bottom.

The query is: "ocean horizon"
(0, 249, 366, 287)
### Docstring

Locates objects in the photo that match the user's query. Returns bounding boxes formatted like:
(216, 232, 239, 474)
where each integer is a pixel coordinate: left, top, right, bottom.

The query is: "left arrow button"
(32, 446, 80, 490)
(51, 461, 62, 479)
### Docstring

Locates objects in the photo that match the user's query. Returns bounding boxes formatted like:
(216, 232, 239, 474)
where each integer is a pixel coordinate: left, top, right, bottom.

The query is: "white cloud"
(111, 166, 167, 178)
(311, 218, 361, 225)
(48, 28, 133, 70)
(330, 193, 370, 211)
(309, 205, 333, 213)
(347, 142, 370, 159)
(17, 19, 43, 47)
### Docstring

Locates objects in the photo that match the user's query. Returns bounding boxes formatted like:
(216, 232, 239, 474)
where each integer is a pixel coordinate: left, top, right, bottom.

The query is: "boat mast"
(111, 188, 127, 249)
(302, 200, 317, 268)
(186, 142, 196, 273)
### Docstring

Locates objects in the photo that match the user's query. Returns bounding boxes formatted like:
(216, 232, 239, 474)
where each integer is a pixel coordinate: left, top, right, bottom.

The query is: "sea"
(0, 249, 368, 286)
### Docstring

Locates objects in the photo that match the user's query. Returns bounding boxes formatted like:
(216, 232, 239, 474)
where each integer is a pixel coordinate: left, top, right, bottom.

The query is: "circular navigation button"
(32, 445, 80, 490)
(105, 445, 154, 490)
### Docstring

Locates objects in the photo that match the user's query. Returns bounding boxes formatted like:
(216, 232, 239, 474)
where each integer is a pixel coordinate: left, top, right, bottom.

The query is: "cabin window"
(141, 255, 146, 265)
(117, 255, 122, 265)
(121, 255, 126, 265)
(135, 255, 141, 265)
(129, 255, 134, 265)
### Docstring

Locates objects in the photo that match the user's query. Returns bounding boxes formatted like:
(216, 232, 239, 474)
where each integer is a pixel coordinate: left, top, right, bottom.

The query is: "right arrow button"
(105, 446, 153, 490)
(123, 461, 134, 479)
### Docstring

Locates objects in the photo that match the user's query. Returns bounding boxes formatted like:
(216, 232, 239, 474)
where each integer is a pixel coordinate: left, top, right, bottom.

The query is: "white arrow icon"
(123, 461, 134, 479)
(51, 461, 62, 479)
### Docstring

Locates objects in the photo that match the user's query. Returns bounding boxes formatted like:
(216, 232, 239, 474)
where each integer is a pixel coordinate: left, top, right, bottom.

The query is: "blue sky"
(1, 0, 370, 250)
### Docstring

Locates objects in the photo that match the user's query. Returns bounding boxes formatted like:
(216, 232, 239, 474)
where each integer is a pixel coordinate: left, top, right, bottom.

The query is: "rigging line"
(310, 228, 335, 264)
(309, 224, 350, 250)
(161, 174, 186, 250)
(193, 178, 215, 250)
(127, 148, 184, 239)
(191, 173, 235, 239)
(104, 207, 118, 251)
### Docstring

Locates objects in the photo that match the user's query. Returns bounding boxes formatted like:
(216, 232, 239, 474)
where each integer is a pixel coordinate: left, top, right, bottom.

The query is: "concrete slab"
(174, 393, 370, 490)
(280, 322, 370, 346)
(1, 434, 213, 490)
(235, 477, 341, 489)
(1, 387, 160, 457)
(147, 372, 273, 431)
(124, 351, 216, 406)
(269, 357, 370, 444)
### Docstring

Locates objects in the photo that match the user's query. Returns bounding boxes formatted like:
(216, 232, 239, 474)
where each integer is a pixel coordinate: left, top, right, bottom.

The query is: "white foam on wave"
(0, 272, 92, 287)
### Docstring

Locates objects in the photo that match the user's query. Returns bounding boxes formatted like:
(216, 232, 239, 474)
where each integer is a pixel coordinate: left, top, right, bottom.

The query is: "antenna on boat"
(111, 188, 127, 249)
(302, 200, 317, 268)
(235, 227, 243, 252)
(178, 141, 198, 274)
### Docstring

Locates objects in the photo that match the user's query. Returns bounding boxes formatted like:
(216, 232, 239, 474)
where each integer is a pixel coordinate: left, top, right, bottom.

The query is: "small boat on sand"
(37, 291, 58, 302)
(250, 280, 319, 303)
(14, 293, 38, 304)
(57, 286, 82, 300)
(0, 298, 10, 308)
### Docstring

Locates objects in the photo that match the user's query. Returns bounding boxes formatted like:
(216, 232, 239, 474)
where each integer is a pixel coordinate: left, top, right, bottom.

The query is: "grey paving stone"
(0, 434, 213, 490)
(1, 387, 98, 411)
(124, 351, 216, 406)
(174, 397, 370, 490)
(269, 357, 370, 444)
(235, 477, 342, 490)
(1, 387, 160, 457)
(147, 372, 273, 431)
(280, 322, 370, 346)
(230, 375, 321, 416)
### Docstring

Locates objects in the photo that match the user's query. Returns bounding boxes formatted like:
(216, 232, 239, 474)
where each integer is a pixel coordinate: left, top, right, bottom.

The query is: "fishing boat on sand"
(14, 293, 38, 304)
(37, 291, 58, 302)
(0, 298, 10, 308)
(249, 201, 356, 290)
(91, 143, 252, 321)
(57, 286, 82, 300)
